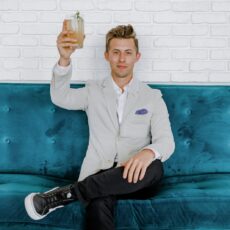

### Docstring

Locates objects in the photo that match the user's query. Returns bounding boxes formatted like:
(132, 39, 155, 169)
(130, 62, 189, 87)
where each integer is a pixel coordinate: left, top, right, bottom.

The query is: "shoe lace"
(45, 190, 66, 209)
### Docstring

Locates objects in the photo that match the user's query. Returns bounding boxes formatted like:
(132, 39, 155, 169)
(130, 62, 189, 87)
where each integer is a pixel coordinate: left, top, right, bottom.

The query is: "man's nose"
(119, 52, 125, 62)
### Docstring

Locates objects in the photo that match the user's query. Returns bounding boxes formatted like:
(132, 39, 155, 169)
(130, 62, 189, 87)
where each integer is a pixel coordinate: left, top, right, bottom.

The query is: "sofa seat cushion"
(1, 173, 230, 230)
(160, 173, 230, 198)
(0, 174, 85, 230)
(0, 224, 76, 230)
(115, 173, 230, 229)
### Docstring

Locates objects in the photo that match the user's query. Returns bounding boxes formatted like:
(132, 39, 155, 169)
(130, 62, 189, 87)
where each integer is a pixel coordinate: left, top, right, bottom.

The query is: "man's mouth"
(117, 65, 127, 69)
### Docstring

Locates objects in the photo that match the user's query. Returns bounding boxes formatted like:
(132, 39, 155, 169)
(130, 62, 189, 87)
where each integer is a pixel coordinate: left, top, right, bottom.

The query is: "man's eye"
(126, 52, 132, 55)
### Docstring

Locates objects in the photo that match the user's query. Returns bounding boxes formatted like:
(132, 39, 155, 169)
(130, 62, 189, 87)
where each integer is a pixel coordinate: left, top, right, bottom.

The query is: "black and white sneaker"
(24, 185, 76, 220)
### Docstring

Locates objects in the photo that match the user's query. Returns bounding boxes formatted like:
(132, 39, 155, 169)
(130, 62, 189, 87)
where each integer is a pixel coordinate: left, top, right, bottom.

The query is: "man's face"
(104, 38, 141, 80)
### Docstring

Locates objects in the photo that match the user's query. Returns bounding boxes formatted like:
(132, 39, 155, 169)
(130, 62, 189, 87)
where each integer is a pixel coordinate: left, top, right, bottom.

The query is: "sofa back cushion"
(0, 84, 230, 179)
(0, 84, 88, 179)
(161, 85, 230, 177)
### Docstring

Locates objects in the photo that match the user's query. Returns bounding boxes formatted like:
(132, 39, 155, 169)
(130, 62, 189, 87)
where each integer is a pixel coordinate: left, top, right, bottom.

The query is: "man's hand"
(122, 149, 155, 183)
(56, 20, 79, 66)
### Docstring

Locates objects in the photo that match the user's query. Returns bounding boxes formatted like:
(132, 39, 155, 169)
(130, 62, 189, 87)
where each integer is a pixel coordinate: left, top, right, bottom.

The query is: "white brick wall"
(0, 0, 230, 83)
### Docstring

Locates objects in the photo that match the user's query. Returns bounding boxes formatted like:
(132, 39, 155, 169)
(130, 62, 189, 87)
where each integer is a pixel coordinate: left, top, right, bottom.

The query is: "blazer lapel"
(102, 78, 119, 130)
(122, 77, 140, 123)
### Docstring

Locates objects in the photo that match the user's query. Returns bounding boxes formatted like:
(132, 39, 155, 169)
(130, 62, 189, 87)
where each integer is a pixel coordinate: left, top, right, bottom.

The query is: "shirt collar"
(112, 78, 134, 95)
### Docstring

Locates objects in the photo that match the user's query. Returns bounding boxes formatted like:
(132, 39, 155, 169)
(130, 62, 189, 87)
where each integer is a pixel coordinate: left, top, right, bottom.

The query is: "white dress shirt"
(112, 79, 130, 125)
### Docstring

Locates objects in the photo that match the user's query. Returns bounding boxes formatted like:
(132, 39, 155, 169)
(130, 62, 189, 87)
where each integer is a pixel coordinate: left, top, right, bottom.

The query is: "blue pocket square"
(135, 108, 148, 115)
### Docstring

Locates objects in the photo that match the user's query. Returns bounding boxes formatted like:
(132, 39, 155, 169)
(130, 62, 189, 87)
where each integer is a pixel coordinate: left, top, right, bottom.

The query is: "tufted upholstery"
(163, 85, 230, 177)
(0, 84, 89, 179)
(0, 83, 230, 230)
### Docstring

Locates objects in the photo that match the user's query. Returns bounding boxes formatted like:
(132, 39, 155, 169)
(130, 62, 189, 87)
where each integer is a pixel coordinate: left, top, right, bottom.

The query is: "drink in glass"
(65, 11, 84, 48)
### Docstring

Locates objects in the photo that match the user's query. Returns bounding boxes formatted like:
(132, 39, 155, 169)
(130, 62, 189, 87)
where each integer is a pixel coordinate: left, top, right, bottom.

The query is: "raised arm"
(50, 20, 88, 111)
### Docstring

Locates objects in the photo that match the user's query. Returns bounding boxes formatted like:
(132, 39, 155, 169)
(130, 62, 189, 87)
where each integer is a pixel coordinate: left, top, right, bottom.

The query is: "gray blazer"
(51, 66, 175, 181)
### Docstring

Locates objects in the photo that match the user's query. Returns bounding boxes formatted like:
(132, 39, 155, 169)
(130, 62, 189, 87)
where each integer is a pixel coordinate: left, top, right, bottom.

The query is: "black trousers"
(74, 160, 163, 230)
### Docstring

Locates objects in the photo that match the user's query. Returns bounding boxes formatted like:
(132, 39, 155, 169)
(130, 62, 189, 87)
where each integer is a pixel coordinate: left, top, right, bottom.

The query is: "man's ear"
(104, 51, 109, 61)
(136, 52, 141, 62)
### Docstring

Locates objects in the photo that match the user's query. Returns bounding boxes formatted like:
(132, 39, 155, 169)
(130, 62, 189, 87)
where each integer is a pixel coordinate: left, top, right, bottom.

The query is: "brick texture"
(0, 0, 229, 83)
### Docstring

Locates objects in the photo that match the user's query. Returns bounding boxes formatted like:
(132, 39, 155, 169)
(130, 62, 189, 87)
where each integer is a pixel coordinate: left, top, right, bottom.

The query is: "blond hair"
(105, 24, 139, 53)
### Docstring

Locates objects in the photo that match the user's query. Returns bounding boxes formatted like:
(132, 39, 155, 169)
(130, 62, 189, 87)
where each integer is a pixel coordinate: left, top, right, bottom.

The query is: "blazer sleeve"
(144, 90, 175, 162)
(50, 64, 88, 111)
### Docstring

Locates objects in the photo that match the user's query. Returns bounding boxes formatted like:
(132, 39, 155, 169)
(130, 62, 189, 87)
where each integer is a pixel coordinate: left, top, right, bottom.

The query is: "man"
(24, 23, 175, 230)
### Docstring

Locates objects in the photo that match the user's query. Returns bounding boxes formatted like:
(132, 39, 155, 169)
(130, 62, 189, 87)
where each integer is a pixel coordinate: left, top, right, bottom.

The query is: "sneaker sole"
(24, 193, 47, 220)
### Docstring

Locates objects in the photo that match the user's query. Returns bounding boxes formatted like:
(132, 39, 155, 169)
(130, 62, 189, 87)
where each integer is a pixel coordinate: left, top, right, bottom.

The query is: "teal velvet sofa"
(1, 83, 230, 230)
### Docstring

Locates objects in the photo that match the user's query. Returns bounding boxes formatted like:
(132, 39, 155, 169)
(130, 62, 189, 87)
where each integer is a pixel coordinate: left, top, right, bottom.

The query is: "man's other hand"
(122, 149, 155, 183)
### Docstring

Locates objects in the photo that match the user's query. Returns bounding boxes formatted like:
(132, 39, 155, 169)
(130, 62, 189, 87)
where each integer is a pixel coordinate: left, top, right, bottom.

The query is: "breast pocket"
(121, 114, 151, 138)
(132, 113, 150, 124)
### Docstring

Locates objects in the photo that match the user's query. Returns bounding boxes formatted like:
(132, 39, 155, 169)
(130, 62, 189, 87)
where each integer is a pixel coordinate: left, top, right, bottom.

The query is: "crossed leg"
(77, 160, 163, 230)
